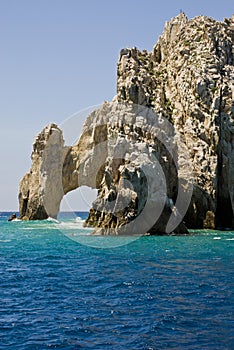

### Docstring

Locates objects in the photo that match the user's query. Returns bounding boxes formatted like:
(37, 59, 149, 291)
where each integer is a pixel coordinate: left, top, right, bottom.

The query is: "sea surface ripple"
(0, 212, 233, 349)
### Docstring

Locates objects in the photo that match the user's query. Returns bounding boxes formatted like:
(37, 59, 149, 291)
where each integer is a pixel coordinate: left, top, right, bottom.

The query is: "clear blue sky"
(0, 0, 233, 211)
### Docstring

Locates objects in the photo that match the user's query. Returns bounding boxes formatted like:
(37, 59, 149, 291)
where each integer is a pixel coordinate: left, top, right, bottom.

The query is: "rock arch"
(18, 13, 234, 232)
(18, 102, 191, 234)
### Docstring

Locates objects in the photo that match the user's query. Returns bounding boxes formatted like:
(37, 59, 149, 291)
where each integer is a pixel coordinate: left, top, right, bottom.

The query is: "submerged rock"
(18, 13, 234, 232)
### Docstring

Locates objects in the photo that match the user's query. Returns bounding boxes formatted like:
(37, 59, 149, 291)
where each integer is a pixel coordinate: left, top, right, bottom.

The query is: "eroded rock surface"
(19, 124, 67, 220)
(19, 13, 234, 232)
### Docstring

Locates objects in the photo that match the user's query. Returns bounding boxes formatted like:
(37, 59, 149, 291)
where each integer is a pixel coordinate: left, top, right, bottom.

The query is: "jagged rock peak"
(157, 12, 188, 46)
(32, 123, 61, 155)
(117, 13, 234, 107)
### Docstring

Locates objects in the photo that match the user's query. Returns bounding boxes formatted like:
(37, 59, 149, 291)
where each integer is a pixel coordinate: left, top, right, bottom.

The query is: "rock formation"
(8, 213, 17, 222)
(19, 124, 67, 220)
(18, 13, 234, 233)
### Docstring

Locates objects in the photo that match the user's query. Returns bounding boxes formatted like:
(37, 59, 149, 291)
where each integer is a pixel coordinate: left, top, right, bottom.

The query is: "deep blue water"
(0, 212, 233, 349)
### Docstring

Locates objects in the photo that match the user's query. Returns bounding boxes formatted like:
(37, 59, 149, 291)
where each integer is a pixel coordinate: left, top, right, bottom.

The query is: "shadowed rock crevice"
(215, 80, 234, 229)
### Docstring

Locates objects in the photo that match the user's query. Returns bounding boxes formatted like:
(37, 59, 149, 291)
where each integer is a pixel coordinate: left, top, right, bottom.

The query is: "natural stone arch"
(18, 102, 191, 234)
(18, 13, 234, 232)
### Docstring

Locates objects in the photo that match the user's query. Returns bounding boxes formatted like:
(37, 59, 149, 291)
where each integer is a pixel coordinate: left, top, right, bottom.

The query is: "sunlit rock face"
(19, 13, 234, 232)
(19, 124, 66, 220)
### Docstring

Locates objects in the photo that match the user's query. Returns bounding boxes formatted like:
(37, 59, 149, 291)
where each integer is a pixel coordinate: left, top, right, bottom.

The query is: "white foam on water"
(56, 220, 93, 231)
(213, 237, 221, 240)
(225, 238, 234, 241)
(23, 226, 56, 230)
(47, 217, 59, 224)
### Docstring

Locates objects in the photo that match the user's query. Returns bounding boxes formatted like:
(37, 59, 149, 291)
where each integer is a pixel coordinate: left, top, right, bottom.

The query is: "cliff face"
(117, 13, 234, 229)
(19, 13, 234, 232)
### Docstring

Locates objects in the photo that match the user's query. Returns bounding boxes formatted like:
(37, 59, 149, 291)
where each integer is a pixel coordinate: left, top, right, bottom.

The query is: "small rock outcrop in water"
(8, 213, 17, 222)
(18, 13, 234, 233)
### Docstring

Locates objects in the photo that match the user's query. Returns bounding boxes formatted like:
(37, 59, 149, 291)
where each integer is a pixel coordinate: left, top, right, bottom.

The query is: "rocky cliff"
(18, 13, 234, 233)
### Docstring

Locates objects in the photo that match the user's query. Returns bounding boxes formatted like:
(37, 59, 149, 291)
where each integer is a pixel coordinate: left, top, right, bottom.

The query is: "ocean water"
(0, 212, 233, 350)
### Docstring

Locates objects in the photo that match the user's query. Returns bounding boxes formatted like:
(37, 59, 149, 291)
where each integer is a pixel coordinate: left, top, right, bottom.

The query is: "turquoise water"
(0, 212, 233, 349)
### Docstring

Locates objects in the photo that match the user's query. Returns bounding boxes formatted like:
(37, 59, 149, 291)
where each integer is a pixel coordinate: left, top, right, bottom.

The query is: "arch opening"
(59, 186, 98, 214)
